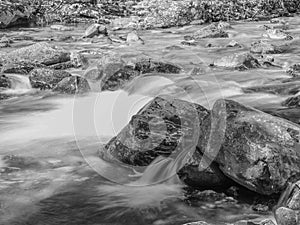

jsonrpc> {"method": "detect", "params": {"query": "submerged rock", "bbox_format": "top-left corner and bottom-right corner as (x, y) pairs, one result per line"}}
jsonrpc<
(50, 25), (74, 31)
(0, 74), (12, 89)
(282, 95), (300, 108)
(29, 68), (71, 90)
(287, 64), (300, 77)
(1, 43), (71, 66)
(190, 23), (229, 40)
(126, 31), (144, 44)
(250, 40), (288, 54)
(97, 52), (126, 79)
(100, 65), (140, 91)
(212, 53), (260, 70)
(210, 99), (300, 195)
(243, 81), (300, 95)
(226, 40), (242, 48)
(263, 29), (293, 40)
(53, 76), (90, 94)
(134, 57), (182, 74)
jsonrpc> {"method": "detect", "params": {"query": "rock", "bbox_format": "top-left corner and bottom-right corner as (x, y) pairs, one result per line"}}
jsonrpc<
(287, 64), (300, 77)
(210, 99), (300, 195)
(190, 19), (204, 25)
(250, 40), (288, 54)
(191, 23), (229, 39)
(0, 42), (10, 48)
(282, 95), (300, 108)
(270, 18), (287, 24)
(182, 221), (210, 225)
(275, 207), (298, 225)
(84, 24), (108, 38)
(0, 5), (32, 29)
(212, 53), (260, 70)
(263, 29), (293, 40)
(217, 21), (232, 30)
(226, 40), (242, 48)
(1, 61), (44, 74)
(1, 43), (71, 66)
(100, 65), (140, 91)
(134, 57), (182, 74)
(264, 108), (300, 125)
(0, 36), (13, 44)
(234, 219), (276, 225)
(96, 52), (126, 80)
(70, 52), (89, 69)
(243, 81), (300, 95)
(50, 25), (74, 31)
(53, 76), (90, 94)
(126, 31), (144, 44)
(0, 74), (11, 89)
(29, 68), (71, 90)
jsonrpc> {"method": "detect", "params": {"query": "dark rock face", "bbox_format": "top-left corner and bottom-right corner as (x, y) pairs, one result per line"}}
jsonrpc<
(101, 96), (230, 188)
(0, 74), (11, 89)
(1, 43), (71, 66)
(53, 76), (90, 94)
(134, 57), (182, 74)
(211, 99), (300, 195)
(212, 53), (260, 70)
(243, 81), (300, 95)
(250, 40), (288, 54)
(101, 66), (140, 91)
(29, 68), (71, 90)
(1, 62), (44, 74)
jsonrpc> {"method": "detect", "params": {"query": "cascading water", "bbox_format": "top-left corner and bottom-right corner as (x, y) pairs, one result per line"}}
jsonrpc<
(1, 74), (32, 95)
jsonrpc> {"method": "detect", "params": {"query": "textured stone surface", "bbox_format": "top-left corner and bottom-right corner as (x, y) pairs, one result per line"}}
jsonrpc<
(250, 40), (288, 54)
(134, 57), (182, 74)
(53, 76), (90, 94)
(210, 99), (300, 195)
(212, 53), (260, 70)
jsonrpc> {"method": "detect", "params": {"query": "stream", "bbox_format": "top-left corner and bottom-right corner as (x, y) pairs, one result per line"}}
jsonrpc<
(1, 16), (300, 225)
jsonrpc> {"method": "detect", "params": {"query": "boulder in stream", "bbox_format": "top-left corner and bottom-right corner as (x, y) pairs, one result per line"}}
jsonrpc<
(263, 29), (293, 40)
(189, 23), (229, 40)
(1, 43), (71, 67)
(250, 40), (288, 54)
(210, 99), (300, 195)
(126, 31), (144, 44)
(53, 76), (90, 94)
(134, 57), (182, 74)
(29, 68), (72, 90)
(83, 24), (108, 38)
(1, 61), (44, 74)
(287, 64), (300, 77)
(102, 96), (231, 189)
(282, 95), (300, 108)
(212, 53), (260, 70)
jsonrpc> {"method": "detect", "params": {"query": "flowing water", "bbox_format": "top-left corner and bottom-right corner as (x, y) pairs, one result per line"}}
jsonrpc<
(1, 17), (300, 225)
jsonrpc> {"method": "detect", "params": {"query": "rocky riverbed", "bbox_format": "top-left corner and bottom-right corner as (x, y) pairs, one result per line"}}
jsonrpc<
(0, 15), (300, 225)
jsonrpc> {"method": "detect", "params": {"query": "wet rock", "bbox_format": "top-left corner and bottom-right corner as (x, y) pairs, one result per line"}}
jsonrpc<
(0, 42), (10, 48)
(263, 29), (293, 40)
(226, 40), (242, 48)
(275, 207), (298, 225)
(100, 65), (140, 91)
(102, 96), (210, 166)
(0, 74), (11, 89)
(282, 95), (300, 108)
(243, 81), (300, 95)
(210, 99), (300, 195)
(250, 40), (288, 54)
(134, 57), (182, 74)
(126, 31), (144, 44)
(50, 25), (74, 31)
(190, 19), (204, 25)
(265, 108), (300, 125)
(183, 222), (210, 225)
(29, 68), (71, 90)
(165, 45), (184, 50)
(53, 76), (90, 94)
(212, 53), (260, 70)
(217, 21), (232, 30)
(0, 36), (13, 44)
(1, 43), (71, 66)
(287, 64), (300, 77)
(0, 5), (32, 29)
(1, 61), (44, 74)
(191, 23), (229, 40)
(83, 24), (108, 38)
(234, 219), (276, 225)
(70, 52), (89, 69)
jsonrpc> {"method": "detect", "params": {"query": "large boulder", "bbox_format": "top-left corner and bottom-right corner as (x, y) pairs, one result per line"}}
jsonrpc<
(1, 61), (44, 74)
(101, 96), (230, 188)
(212, 53), (260, 70)
(263, 29), (293, 40)
(250, 40), (288, 54)
(53, 76), (90, 94)
(209, 99), (300, 195)
(0, 4), (32, 29)
(134, 57), (182, 74)
(1, 43), (71, 66)
(83, 24), (108, 38)
(29, 68), (72, 90)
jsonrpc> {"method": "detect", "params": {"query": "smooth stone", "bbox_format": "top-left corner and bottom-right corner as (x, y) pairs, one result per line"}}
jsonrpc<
(84, 23), (108, 38)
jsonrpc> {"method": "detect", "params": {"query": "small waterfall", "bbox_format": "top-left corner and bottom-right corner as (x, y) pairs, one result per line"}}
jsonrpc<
(2, 74), (32, 95)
